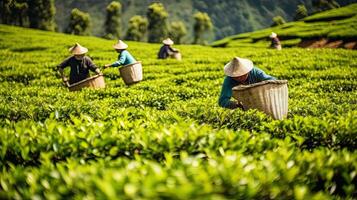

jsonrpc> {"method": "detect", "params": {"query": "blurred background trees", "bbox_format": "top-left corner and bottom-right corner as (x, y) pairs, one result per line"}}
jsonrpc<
(104, 1), (121, 39)
(193, 12), (213, 44)
(147, 2), (169, 43)
(169, 21), (187, 44)
(125, 15), (148, 42)
(65, 8), (91, 36)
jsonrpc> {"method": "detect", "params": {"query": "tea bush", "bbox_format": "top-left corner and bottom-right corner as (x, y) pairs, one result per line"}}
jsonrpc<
(0, 24), (356, 199)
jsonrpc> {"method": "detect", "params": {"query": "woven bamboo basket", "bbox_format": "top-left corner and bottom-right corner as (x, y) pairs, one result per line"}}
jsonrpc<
(68, 74), (105, 91)
(119, 61), (143, 85)
(232, 80), (288, 120)
(170, 52), (182, 60)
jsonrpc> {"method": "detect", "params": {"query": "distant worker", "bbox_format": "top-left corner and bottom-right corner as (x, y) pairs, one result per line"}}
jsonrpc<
(158, 38), (180, 59)
(269, 32), (282, 50)
(219, 57), (276, 109)
(104, 40), (137, 69)
(58, 43), (102, 86)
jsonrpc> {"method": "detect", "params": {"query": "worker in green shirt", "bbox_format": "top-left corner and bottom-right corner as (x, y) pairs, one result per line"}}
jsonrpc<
(219, 57), (276, 109)
(104, 40), (137, 68)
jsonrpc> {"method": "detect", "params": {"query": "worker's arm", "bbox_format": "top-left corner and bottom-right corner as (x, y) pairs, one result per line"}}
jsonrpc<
(86, 57), (102, 75)
(57, 57), (71, 82)
(218, 77), (242, 109)
(111, 51), (127, 67)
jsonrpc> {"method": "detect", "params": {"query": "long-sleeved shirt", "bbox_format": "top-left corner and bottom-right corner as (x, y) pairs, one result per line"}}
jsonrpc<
(218, 67), (276, 109)
(158, 45), (177, 59)
(58, 56), (98, 84)
(111, 50), (136, 67)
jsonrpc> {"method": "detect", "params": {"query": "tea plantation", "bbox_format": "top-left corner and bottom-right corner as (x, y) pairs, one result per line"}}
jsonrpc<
(0, 24), (356, 199)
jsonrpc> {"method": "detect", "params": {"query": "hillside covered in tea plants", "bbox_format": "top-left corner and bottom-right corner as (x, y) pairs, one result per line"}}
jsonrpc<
(0, 24), (356, 199)
(212, 3), (357, 49)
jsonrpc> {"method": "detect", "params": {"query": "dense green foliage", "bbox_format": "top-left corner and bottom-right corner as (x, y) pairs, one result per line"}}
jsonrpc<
(193, 12), (213, 45)
(65, 8), (91, 36)
(125, 15), (148, 42)
(0, 0), (55, 31)
(294, 4), (309, 21)
(169, 21), (187, 44)
(0, 25), (356, 199)
(52, 0), (356, 39)
(211, 3), (357, 48)
(104, 1), (122, 39)
(147, 3), (169, 43)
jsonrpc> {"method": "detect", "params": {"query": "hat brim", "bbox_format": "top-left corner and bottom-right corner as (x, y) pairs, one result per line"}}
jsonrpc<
(224, 59), (253, 77)
(113, 44), (128, 49)
(70, 47), (88, 55)
(163, 40), (174, 45)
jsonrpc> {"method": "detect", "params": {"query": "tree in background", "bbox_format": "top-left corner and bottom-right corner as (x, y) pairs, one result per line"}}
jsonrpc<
(1, 0), (28, 26)
(28, 0), (56, 31)
(66, 8), (91, 36)
(271, 16), (286, 27)
(193, 12), (213, 44)
(312, 0), (340, 12)
(169, 21), (187, 44)
(0, 0), (12, 24)
(147, 3), (169, 43)
(104, 1), (121, 39)
(294, 4), (308, 21)
(125, 15), (148, 42)
(11, 0), (28, 27)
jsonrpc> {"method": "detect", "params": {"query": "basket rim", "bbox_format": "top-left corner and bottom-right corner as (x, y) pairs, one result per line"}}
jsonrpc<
(232, 80), (288, 91)
(68, 74), (104, 88)
(121, 61), (142, 69)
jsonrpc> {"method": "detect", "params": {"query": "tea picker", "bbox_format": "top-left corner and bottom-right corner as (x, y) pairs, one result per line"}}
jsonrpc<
(219, 57), (288, 119)
(158, 38), (181, 60)
(57, 43), (104, 91)
(104, 40), (143, 85)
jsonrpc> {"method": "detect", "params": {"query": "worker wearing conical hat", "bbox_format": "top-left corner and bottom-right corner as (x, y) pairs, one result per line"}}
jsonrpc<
(57, 43), (102, 85)
(158, 38), (179, 59)
(269, 32), (282, 50)
(104, 40), (136, 68)
(219, 57), (276, 109)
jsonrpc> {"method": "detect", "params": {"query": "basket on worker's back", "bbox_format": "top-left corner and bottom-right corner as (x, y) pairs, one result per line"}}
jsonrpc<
(119, 61), (143, 85)
(232, 80), (288, 120)
(170, 52), (182, 60)
(68, 74), (105, 91)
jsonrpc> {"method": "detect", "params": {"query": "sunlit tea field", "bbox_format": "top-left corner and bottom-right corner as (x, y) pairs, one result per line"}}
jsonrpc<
(0, 24), (356, 199)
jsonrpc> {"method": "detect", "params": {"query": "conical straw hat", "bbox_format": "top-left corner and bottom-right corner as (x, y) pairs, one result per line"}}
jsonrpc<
(113, 40), (128, 49)
(270, 32), (277, 38)
(69, 43), (88, 55)
(162, 38), (174, 45)
(224, 57), (253, 77)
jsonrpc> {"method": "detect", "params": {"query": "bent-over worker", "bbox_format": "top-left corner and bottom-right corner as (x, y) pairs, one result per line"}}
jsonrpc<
(58, 43), (101, 85)
(270, 32), (282, 50)
(219, 57), (276, 109)
(158, 38), (179, 59)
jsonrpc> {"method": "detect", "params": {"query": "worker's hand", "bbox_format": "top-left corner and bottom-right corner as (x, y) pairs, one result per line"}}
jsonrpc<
(237, 102), (244, 110)
(62, 76), (68, 82)
(103, 64), (111, 68)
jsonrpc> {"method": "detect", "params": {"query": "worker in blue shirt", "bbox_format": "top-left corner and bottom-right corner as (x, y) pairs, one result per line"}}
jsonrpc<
(104, 40), (136, 68)
(219, 57), (276, 109)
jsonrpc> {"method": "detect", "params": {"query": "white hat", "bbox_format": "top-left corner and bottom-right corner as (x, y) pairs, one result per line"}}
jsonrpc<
(162, 38), (174, 45)
(270, 32), (277, 38)
(224, 57), (254, 77)
(69, 43), (88, 55)
(113, 40), (128, 49)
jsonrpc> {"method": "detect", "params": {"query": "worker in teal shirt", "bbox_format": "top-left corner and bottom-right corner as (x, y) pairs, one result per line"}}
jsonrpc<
(104, 40), (136, 68)
(219, 57), (276, 109)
